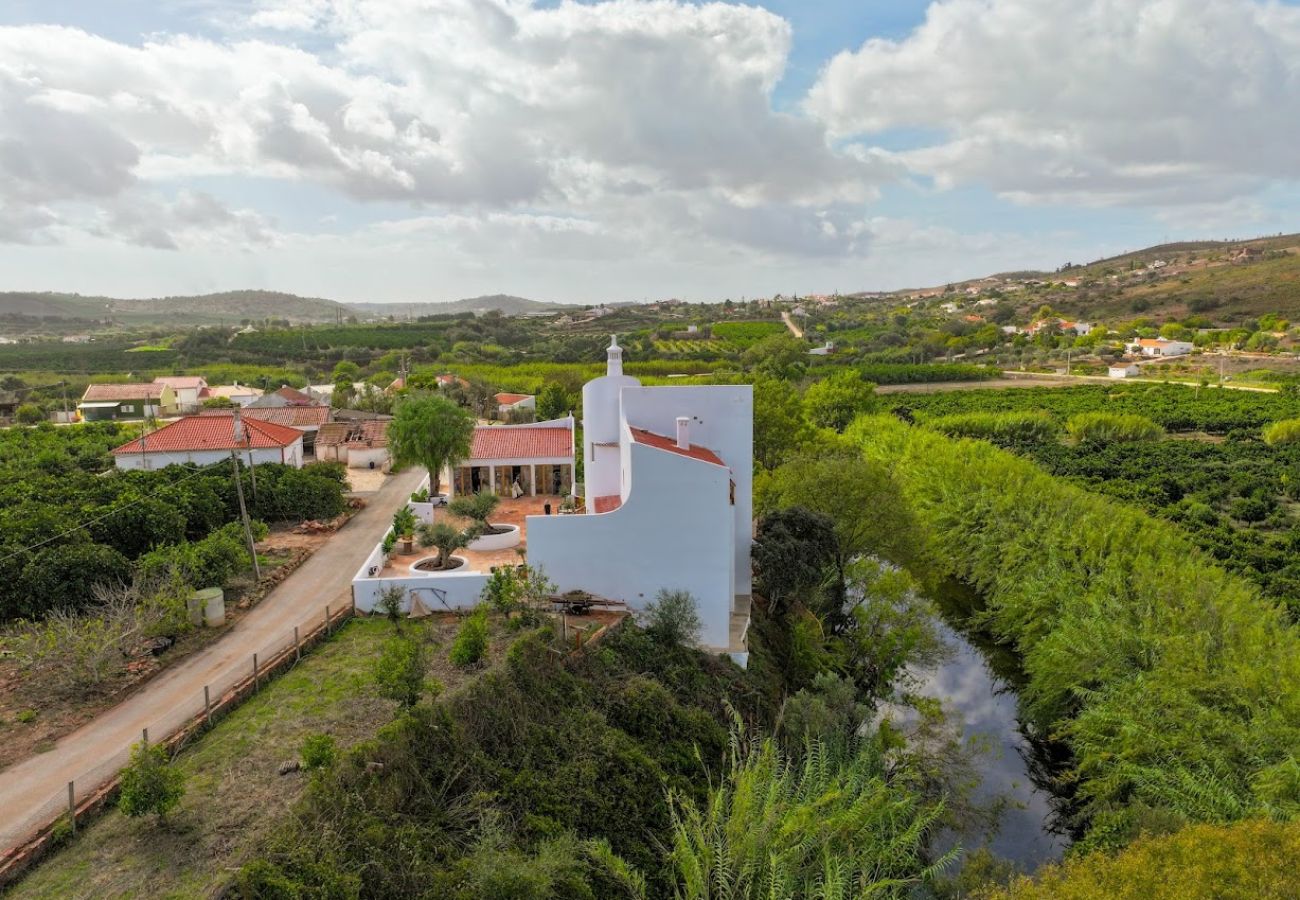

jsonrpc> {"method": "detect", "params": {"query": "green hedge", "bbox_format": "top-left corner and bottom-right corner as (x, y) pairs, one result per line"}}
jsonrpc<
(850, 415), (1300, 839)
(927, 410), (1059, 443)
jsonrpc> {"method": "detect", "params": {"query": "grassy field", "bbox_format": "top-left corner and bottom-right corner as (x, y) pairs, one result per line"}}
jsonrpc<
(9, 614), (513, 900)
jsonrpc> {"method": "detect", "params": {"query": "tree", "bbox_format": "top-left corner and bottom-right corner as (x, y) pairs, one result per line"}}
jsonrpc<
(201, 396), (235, 409)
(752, 377), (811, 471)
(417, 521), (476, 569)
(332, 361), (361, 382)
(15, 403), (44, 424)
(389, 393), (475, 495)
(449, 607), (489, 666)
(449, 491), (501, 533)
(118, 741), (186, 822)
(802, 371), (880, 431)
(742, 334), (807, 380)
(536, 382), (573, 420)
(752, 506), (839, 615)
(643, 589), (701, 646)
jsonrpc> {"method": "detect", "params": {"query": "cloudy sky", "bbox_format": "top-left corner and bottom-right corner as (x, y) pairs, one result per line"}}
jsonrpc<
(0, 0), (1297, 304)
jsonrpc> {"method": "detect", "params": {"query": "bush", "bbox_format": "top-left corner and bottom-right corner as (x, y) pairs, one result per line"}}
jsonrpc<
(643, 590), (701, 647)
(118, 741), (185, 822)
(1066, 411), (1164, 444)
(928, 410), (1060, 443)
(1262, 418), (1300, 446)
(449, 607), (490, 667)
(15, 403), (45, 425)
(373, 634), (432, 707)
(377, 585), (405, 626)
(300, 733), (337, 770)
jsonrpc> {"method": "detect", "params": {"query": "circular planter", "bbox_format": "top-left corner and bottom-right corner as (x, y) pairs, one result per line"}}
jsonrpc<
(410, 555), (467, 573)
(467, 523), (521, 551)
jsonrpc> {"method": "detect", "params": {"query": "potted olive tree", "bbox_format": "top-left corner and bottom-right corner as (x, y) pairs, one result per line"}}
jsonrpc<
(449, 492), (520, 550)
(413, 522), (478, 571)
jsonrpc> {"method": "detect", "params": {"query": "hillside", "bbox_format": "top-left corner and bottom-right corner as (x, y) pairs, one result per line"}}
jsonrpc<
(896, 232), (1300, 325)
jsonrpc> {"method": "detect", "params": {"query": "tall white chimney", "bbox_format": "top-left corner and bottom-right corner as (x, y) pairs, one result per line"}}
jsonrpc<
(606, 334), (623, 377)
(676, 416), (690, 450)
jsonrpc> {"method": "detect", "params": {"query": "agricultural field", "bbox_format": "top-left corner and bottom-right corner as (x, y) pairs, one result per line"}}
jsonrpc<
(711, 320), (788, 347)
(652, 338), (739, 355)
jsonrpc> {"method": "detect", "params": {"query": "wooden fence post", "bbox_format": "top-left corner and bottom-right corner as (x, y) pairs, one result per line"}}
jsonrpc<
(204, 685), (211, 726)
(325, 604), (331, 635)
(67, 781), (75, 835)
(294, 625), (301, 661)
(142, 727), (148, 747)
(253, 653), (260, 691)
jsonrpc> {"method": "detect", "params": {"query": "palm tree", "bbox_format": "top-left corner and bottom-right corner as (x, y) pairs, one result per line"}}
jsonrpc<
(389, 393), (475, 496)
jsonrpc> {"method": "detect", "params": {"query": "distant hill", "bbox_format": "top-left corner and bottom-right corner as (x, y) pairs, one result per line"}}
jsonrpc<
(889, 233), (1300, 325)
(349, 294), (576, 318)
(0, 289), (575, 329)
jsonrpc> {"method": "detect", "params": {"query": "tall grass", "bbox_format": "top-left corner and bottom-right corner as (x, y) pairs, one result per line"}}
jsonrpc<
(927, 411), (1059, 443)
(1262, 418), (1300, 446)
(1065, 411), (1164, 443)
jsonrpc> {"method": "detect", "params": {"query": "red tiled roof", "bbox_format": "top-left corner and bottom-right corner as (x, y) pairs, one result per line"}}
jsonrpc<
(629, 427), (726, 467)
(112, 415), (303, 454)
(315, 422), (352, 446)
(153, 376), (207, 389)
(275, 385), (318, 406)
(197, 406), (330, 427)
(82, 383), (167, 402)
(470, 425), (571, 461)
(593, 495), (622, 513)
(494, 392), (533, 406)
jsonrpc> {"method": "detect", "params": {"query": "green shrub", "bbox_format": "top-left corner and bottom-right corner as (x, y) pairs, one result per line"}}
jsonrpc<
(449, 608), (490, 667)
(928, 410), (1060, 443)
(643, 590), (701, 647)
(15, 403), (45, 425)
(1066, 411), (1164, 443)
(118, 741), (185, 821)
(300, 733), (337, 770)
(16, 708), (37, 724)
(1262, 418), (1300, 446)
(373, 635), (432, 707)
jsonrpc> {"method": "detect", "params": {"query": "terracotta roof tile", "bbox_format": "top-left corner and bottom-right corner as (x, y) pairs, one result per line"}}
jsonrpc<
(82, 383), (167, 402)
(629, 427), (726, 467)
(470, 425), (571, 461)
(315, 423), (352, 447)
(494, 392), (533, 406)
(112, 415), (303, 454)
(153, 376), (207, 389)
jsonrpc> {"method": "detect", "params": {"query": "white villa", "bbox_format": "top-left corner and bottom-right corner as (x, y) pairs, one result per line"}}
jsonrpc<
(1129, 337), (1194, 358)
(351, 337), (752, 660)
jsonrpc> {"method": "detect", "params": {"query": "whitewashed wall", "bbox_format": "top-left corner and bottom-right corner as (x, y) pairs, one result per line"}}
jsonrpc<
(114, 440), (301, 471)
(527, 441), (735, 647)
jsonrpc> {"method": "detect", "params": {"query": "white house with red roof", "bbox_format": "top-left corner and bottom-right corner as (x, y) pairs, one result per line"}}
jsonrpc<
(78, 383), (178, 421)
(526, 336), (752, 657)
(451, 417), (576, 497)
(153, 375), (208, 412)
(494, 391), (536, 417)
(110, 413), (304, 470)
(1128, 337), (1194, 357)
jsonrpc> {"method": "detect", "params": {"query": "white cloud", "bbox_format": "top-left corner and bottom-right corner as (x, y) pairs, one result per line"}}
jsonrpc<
(0, 2), (892, 258)
(807, 0), (1300, 206)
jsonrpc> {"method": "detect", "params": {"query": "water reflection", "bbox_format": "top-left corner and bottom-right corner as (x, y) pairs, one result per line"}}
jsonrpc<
(909, 581), (1073, 870)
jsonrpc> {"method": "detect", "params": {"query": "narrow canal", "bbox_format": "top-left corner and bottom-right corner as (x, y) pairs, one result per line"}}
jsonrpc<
(903, 581), (1072, 871)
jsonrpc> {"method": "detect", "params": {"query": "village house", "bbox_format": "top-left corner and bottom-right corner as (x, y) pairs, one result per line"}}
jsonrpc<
(1108, 360), (1141, 379)
(494, 392), (536, 417)
(202, 383), (263, 407)
(153, 376), (208, 413)
(451, 417), (576, 497)
(807, 340), (836, 356)
(78, 383), (178, 421)
(110, 413), (304, 470)
(247, 385), (322, 409)
(315, 420), (391, 469)
(1129, 337), (1194, 358)
(200, 405), (331, 454)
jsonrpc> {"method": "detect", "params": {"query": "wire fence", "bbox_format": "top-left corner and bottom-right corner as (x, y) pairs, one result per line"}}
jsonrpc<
(0, 600), (353, 876)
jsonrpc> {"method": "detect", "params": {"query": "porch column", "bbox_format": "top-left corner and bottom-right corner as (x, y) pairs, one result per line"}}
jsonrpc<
(489, 465), (496, 494)
(529, 464), (537, 496)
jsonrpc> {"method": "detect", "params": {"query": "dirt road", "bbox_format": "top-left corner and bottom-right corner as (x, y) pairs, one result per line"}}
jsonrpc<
(0, 466), (425, 853)
(781, 310), (803, 338)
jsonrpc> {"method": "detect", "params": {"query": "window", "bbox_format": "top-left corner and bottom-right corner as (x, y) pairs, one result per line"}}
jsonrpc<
(121, 404), (135, 413)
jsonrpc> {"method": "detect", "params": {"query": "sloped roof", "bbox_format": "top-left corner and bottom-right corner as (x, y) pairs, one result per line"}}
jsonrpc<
(153, 376), (207, 389)
(494, 392), (534, 406)
(206, 384), (263, 399)
(197, 406), (330, 427)
(629, 427), (726, 467)
(470, 424), (572, 461)
(346, 420), (389, 447)
(274, 385), (318, 405)
(315, 422), (352, 447)
(82, 383), (167, 402)
(111, 415), (302, 454)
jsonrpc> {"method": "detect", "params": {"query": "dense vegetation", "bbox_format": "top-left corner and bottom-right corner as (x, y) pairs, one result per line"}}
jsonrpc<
(851, 415), (1300, 848)
(0, 423), (347, 620)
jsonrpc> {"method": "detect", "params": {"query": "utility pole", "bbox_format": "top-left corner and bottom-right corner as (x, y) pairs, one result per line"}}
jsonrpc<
(234, 408), (257, 499)
(230, 449), (260, 580)
(60, 381), (69, 421)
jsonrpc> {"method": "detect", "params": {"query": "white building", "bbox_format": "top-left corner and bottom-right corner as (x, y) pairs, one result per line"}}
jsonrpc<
(203, 383), (263, 407)
(808, 340), (836, 356)
(153, 376), (208, 413)
(527, 337), (752, 656)
(1129, 338), (1194, 357)
(1108, 361), (1141, 379)
(111, 413), (304, 470)
(494, 392), (537, 417)
(451, 418), (576, 497)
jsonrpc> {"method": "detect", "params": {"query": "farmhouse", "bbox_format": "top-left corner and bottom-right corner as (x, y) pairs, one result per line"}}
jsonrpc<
(1108, 360), (1141, 379)
(807, 340), (836, 356)
(78, 383), (178, 421)
(200, 404), (330, 452)
(315, 420), (391, 469)
(1129, 337), (1194, 358)
(452, 418), (576, 497)
(247, 385), (322, 409)
(153, 376), (208, 413)
(202, 383), (263, 407)
(111, 413), (304, 470)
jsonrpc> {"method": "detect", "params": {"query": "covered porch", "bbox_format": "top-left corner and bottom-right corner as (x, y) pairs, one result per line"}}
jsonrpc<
(451, 460), (575, 498)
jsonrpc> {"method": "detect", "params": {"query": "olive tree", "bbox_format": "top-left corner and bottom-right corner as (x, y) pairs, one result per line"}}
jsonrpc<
(389, 393), (475, 496)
